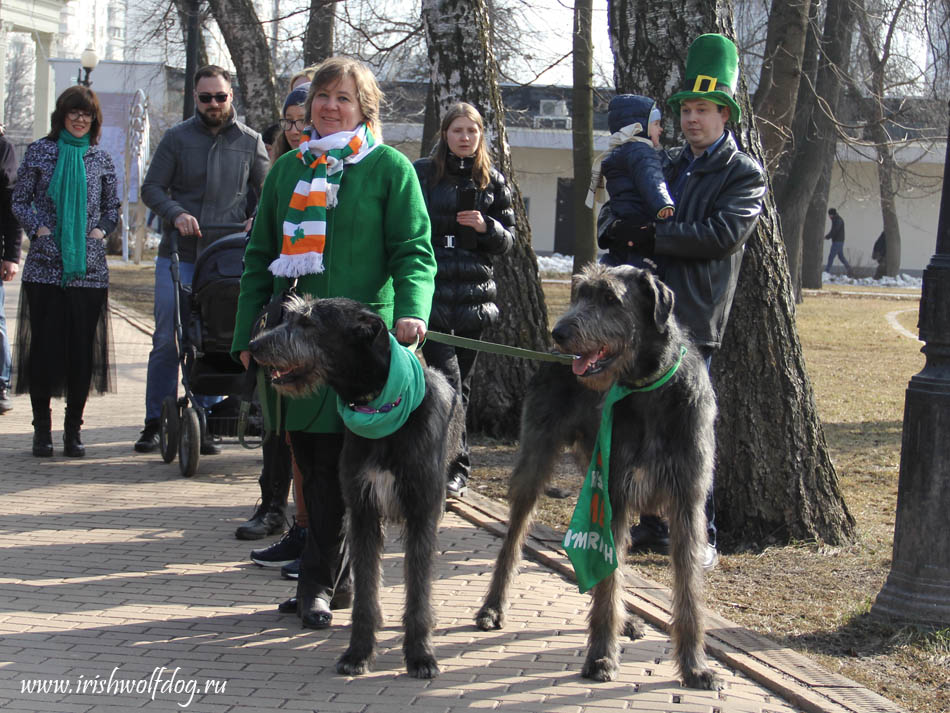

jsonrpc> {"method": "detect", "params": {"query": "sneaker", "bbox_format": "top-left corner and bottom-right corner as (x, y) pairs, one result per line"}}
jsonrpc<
(134, 420), (160, 453)
(280, 558), (300, 580)
(628, 523), (671, 555)
(235, 503), (287, 540)
(446, 474), (468, 498)
(702, 544), (719, 571)
(250, 522), (306, 568)
(0, 384), (13, 414)
(200, 435), (222, 456)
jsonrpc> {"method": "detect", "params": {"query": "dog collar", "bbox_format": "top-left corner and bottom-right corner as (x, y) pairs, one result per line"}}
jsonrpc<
(629, 346), (687, 391)
(348, 395), (403, 414)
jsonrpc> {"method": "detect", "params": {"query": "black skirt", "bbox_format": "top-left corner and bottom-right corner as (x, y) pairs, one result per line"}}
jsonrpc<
(13, 281), (116, 397)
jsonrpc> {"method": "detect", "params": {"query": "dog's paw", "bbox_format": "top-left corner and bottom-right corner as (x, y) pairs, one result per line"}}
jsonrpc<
(474, 605), (504, 631)
(406, 654), (440, 679)
(681, 667), (724, 691)
(622, 616), (645, 640)
(581, 656), (618, 682)
(336, 651), (370, 676)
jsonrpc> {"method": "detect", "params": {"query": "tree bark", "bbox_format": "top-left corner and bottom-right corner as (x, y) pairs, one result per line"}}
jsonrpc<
(751, 0), (811, 173)
(303, 0), (336, 67)
(421, 0), (550, 438)
(173, 0), (209, 70)
(572, 0), (597, 271)
(205, 0), (280, 132)
(608, 0), (855, 547)
(774, 0), (855, 292)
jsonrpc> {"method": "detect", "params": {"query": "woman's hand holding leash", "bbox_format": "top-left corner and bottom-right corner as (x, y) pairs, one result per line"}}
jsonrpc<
(395, 317), (426, 345)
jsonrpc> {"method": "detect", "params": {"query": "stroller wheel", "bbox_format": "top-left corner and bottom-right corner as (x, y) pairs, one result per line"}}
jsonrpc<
(160, 396), (180, 464)
(179, 406), (201, 478)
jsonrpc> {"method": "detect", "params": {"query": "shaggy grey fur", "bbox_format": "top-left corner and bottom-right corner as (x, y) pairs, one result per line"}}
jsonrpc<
(249, 296), (462, 679)
(474, 263), (721, 690)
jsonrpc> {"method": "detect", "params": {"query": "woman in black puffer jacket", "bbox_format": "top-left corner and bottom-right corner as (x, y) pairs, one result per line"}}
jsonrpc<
(413, 102), (515, 497)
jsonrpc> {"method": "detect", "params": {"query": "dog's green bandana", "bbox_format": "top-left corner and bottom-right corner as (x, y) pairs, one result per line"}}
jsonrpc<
(337, 332), (425, 439)
(564, 345), (687, 592)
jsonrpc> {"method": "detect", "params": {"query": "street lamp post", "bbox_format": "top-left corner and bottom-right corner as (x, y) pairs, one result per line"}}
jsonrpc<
(871, 101), (950, 627)
(77, 46), (99, 87)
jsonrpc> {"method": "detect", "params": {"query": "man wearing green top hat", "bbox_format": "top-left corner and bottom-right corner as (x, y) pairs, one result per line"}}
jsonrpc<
(598, 33), (767, 568)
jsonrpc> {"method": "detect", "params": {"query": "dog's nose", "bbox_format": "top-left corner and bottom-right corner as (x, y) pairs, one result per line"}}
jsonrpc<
(551, 324), (568, 345)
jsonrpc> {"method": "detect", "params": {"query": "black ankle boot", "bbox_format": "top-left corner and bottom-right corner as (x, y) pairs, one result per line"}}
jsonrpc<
(63, 429), (85, 457)
(32, 407), (53, 457)
(64, 407), (86, 457)
(33, 429), (53, 457)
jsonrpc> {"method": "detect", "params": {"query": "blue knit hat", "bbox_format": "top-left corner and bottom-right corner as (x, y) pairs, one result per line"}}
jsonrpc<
(283, 84), (309, 114)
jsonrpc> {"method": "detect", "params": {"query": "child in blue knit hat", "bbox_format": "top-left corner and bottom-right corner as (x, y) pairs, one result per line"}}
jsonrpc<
(587, 94), (674, 269)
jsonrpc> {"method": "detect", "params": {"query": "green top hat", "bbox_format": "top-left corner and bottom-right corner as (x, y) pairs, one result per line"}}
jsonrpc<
(668, 33), (742, 123)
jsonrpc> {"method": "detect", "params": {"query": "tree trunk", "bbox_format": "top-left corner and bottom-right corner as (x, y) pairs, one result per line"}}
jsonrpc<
(173, 0), (209, 70)
(303, 0), (336, 67)
(751, 0), (811, 173)
(421, 0), (550, 438)
(205, 0), (280, 132)
(774, 0), (855, 292)
(608, 0), (855, 547)
(572, 0), (596, 271)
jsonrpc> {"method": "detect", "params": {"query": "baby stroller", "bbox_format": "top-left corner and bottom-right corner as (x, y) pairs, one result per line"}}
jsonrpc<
(159, 225), (261, 477)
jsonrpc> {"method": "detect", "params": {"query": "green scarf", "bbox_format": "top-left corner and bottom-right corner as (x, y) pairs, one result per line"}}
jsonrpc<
(337, 332), (425, 439)
(47, 132), (91, 286)
(564, 346), (688, 592)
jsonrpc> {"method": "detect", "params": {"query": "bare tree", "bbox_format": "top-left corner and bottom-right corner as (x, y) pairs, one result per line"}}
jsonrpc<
(572, 0), (597, 270)
(303, 0), (338, 66)
(421, 0), (551, 438)
(607, 0), (855, 547)
(204, 0), (280, 130)
(3, 35), (34, 137)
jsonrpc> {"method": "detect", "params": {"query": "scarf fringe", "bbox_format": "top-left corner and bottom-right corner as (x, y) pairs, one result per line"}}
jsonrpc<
(268, 252), (325, 278)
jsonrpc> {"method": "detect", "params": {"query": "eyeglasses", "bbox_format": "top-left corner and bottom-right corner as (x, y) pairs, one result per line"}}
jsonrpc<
(197, 92), (230, 104)
(67, 110), (93, 122)
(279, 118), (308, 132)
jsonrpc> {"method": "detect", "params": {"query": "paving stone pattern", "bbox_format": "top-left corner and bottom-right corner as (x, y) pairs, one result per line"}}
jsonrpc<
(0, 275), (889, 713)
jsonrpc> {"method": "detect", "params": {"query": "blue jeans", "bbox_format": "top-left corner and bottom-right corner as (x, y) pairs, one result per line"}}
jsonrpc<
(143, 256), (218, 423)
(825, 241), (851, 273)
(0, 279), (10, 387)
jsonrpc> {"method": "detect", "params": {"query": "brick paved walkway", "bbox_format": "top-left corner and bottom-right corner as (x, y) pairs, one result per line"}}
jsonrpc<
(0, 274), (903, 713)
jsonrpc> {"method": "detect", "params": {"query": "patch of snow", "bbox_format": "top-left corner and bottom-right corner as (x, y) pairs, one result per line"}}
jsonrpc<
(537, 253), (923, 291)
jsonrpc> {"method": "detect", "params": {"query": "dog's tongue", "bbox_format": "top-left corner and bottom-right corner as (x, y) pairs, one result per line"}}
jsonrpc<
(572, 347), (605, 376)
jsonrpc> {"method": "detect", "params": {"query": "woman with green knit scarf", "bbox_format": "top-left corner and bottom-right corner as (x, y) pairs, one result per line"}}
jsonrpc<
(12, 86), (120, 458)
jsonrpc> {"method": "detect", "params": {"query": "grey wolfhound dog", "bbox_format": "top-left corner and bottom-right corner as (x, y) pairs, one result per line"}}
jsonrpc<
(475, 263), (721, 690)
(249, 296), (462, 679)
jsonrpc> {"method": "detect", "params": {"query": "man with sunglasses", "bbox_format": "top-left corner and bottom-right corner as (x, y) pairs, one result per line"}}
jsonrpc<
(135, 65), (268, 454)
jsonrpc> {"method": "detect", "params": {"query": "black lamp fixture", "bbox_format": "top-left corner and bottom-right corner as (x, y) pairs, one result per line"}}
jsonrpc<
(78, 46), (99, 87)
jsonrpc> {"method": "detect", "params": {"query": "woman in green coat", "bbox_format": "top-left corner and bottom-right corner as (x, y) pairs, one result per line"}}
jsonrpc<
(232, 57), (436, 629)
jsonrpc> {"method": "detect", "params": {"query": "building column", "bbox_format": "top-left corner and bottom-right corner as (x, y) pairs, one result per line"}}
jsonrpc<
(0, 23), (11, 124)
(33, 32), (55, 139)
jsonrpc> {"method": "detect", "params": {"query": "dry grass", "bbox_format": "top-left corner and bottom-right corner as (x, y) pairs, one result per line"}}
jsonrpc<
(107, 266), (947, 713)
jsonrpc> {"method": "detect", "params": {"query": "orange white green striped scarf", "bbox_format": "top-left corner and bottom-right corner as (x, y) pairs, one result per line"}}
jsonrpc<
(268, 123), (379, 278)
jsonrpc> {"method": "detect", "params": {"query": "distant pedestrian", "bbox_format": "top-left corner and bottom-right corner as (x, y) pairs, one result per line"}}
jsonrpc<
(872, 230), (886, 279)
(824, 208), (851, 275)
(0, 126), (24, 414)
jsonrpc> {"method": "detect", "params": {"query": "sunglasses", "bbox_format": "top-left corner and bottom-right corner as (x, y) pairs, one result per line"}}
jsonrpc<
(197, 92), (230, 104)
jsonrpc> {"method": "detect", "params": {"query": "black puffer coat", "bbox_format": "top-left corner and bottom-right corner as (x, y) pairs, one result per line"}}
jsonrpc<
(413, 155), (515, 333)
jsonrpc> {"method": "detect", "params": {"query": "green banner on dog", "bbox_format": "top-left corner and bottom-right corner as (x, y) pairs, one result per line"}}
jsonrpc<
(563, 382), (633, 592)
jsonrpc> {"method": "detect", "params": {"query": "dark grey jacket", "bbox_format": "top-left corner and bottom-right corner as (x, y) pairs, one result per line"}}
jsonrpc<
(142, 111), (268, 263)
(0, 134), (23, 263)
(599, 130), (766, 348)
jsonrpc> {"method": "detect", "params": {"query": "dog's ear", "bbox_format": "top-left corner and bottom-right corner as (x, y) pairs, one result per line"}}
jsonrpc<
(645, 272), (675, 333)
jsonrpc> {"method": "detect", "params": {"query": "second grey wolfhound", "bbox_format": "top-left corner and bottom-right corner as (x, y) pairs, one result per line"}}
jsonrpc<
(475, 263), (721, 690)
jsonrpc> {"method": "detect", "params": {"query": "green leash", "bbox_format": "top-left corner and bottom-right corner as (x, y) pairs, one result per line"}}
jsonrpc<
(424, 331), (575, 364)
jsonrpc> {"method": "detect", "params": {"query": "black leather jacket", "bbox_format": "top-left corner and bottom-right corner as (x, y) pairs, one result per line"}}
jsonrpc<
(414, 155), (515, 333)
(599, 130), (766, 347)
